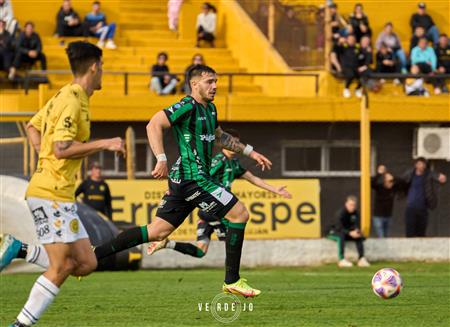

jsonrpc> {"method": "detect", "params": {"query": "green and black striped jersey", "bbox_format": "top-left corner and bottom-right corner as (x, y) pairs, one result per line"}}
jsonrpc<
(164, 96), (218, 182)
(210, 153), (247, 191)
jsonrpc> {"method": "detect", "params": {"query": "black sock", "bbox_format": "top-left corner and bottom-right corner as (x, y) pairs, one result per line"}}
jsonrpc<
(94, 226), (148, 260)
(174, 242), (205, 258)
(224, 221), (246, 284)
(17, 243), (28, 259)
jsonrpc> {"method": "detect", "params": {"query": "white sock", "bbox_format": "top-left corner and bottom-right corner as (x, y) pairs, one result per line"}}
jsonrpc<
(166, 240), (176, 249)
(17, 275), (60, 326)
(25, 245), (49, 269)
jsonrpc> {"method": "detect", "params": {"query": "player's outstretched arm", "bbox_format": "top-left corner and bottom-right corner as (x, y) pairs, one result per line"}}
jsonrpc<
(215, 126), (272, 171)
(53, 138), (125, 160)
(26, 123), (41, 152)
(242, 171), (292, 199)
(146, 111), (171, 179)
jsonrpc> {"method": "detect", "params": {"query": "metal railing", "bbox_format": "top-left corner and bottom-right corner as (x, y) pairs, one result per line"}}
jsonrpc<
(24, 70), (321, 96)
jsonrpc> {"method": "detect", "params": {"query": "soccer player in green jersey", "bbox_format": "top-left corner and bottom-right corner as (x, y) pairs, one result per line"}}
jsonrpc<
(92, 65), (272, 297)
(147, 128), (292, 259)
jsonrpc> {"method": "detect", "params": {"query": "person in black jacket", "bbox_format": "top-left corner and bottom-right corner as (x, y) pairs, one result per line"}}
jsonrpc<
(371, 165), (403, 238)
(0, 19), (14, 75)
(410, 2), (439, 45)
(75, 162), (113, 219)
(348, 3), (371, 42)
(149, 52), (177, 95)
(433, 33), (450, 94)
(399, 157), (446, 237)
(10, 21), (46, 79)
(376, 42), (398, 74)
(326, 195), (370, 268)
(55, 0), (84, 37)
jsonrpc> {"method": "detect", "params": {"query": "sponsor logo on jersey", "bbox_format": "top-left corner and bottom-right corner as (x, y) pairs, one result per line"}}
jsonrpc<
(185, 191), (201, 201)
(200, 134), (215, 142)
(69, 219), (79, 233)
(211, 187), (233, 206)
(198, 116), (207, 121)
(158, 199), (167, 208)
(199, 201), (218, 213)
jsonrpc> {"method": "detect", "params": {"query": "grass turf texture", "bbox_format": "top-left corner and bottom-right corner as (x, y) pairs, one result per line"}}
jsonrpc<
(1, 262), (449, 327)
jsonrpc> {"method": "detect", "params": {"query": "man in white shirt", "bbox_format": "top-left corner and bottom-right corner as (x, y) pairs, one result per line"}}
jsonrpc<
(196, 2), (216, 47)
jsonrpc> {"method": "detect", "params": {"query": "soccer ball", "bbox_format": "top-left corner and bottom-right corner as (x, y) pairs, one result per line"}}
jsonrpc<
(371, 268), (403, 299)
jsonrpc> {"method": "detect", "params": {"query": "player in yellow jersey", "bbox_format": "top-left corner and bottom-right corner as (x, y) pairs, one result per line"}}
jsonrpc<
(2, 41), (125, 327)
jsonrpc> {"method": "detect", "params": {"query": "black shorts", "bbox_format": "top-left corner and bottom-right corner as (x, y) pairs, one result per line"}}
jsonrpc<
(156, 178), (238, 229)
(197, 219), (227, 243)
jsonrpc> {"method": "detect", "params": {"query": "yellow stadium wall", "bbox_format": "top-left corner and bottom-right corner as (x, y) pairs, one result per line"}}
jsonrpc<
(11, 0), (119, 37)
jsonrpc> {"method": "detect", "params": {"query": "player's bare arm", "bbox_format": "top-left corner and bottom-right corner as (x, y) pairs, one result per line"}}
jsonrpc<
(53, 137), (125, 160)
(215, 126), (272, 171)
(147, 111), (171, 179)
(242, 171), (292, 199)
(26, 122), (41, 152)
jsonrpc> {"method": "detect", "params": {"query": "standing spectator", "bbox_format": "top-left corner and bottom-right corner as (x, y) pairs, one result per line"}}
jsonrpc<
(196, 2), (216, 48)
(411, 37), (437, 73)
(371, 165), (402, 238)
(330, 34), (362, 98)
(9, 22), (47, 80)
(410, 26), (426, 51)
(376, 43), (398, 74)
(181, 53), (204, 94)
(75, 162), (113, 220)
(433, 33), (450, 94)
(0, 19), (14, 76)
(85, 1), (117, 49)
(405, 65), (429, 96)
(150, 52), (177, 95)
(410, 2), (439, 45)
(55, 0), (84, 37)
(375, 22), (407, 73)
(167, 0), (183, 32)
(400, 157), (447, 237)
(328, 3), (348, 44)
(326, 196), (370, 268)
(348, 3), (371, 42)
(0, 0), (18, 35)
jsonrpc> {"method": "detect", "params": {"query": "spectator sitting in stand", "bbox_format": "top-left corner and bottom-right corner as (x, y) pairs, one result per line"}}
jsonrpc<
(0, 19), (14, 76)
(326, 195), (370, 268)
(405, 64), (429, 96)
(410, 2), (439, 45)
(329, 3), (349, 44)
(410, 26), (427, 52)
(348, 3), (371, 42)
(181, 53), (204, 94)
(376, 43), (399, 84)
(85, 1), (117, 49)
(55, 0), (84, 37)
(375, 22), (407, 74)
(9, 21), (47, 80)
(150, 52), (177, 95)
(196, 2), (216, 47)
(357, 35), (373, 87)
(433, 33), (450, 94)
(0, 0), (18, 36)
(411, 36), (437, 74)
(330, 34), (363, 98)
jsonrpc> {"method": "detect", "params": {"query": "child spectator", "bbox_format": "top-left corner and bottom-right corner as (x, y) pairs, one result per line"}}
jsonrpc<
(376, 43), (397, 74)
(85, 1), (117, 49)
(0, 19), (14, 76)
(410, 26), (426, 51)
(196, 2), (216, 47)
(55, 0), (84, 37)
(348, 3), (371, 42)
(411, 36), (437, 73)
(410, 2), (439, 45)
(328, 3), (348, 44)
(181, 53), (204, 94)
(433, 34), (450, 94)
(375, 22), (407, 73)
(10, 21), (47, 80)
(167, 0), (183, 32)
(0, 0), (18, 35)
(405, 65), (429, 96)
(150, 52), (177, 95)
(326, 195), (370, 268)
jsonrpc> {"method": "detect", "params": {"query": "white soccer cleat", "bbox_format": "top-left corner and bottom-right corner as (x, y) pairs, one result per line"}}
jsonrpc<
(105, 40), (117, 49)
(147, 239), (169, 255)
(355, 88), (363, 98)
(357, 257), (371, 267)
(338, 258), (353, 268)
(343, 88), (351, 98)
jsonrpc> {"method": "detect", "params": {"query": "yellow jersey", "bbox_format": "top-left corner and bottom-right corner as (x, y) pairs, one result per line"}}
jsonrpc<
(26, 84), (91, 202)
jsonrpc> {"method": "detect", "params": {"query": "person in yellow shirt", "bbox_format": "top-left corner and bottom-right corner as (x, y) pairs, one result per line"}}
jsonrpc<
(1, 41), (125, 327)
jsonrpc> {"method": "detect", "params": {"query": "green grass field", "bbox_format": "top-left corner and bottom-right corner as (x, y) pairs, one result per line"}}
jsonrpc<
(1, 262), (449, 327)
